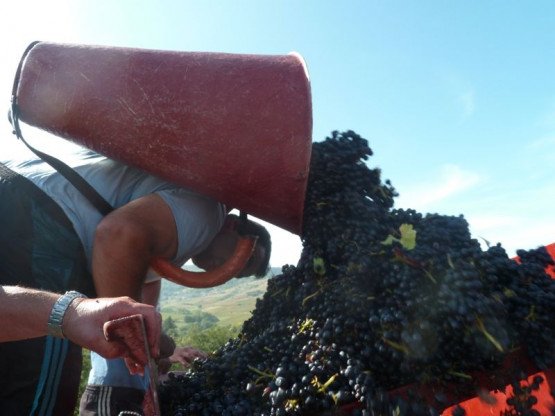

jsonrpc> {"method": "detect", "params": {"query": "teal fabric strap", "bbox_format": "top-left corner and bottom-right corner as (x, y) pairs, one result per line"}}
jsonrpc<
(47, 291), (87, 338)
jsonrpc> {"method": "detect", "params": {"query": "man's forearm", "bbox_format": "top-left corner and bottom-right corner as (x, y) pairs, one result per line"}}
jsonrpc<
(0, 285), (162, 362)
(92, 242), (150, 301)
(92, 214), (153, 301)
(91, 194), (177, 302)
(0, 286), (59, 342)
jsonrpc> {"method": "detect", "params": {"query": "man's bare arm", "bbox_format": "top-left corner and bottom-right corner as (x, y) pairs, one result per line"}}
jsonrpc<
(92, 194), (178, 301)
(0, 285), (161, 361)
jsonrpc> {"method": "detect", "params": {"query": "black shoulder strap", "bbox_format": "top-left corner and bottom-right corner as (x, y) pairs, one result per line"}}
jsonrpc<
(13, 126), (114, 217)
(9, 41), (114, 217)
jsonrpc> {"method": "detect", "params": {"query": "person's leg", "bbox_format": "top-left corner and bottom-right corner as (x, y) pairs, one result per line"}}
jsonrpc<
(0, 337), (81, 416)
(0, 338), (45, 415)
(51, 341), (83, 416)
(80, 385), (146, 416)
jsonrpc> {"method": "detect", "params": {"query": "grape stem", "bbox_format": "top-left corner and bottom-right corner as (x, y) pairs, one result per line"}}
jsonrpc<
(475, 315), (505, 353)
(448, 370), (472, 380)
(247, 365), (275, 384)
(382, 337), (410, 355)
(311, 374), (339, 394)
(302, 289), (322, 307)
(525, 305), (537, 321)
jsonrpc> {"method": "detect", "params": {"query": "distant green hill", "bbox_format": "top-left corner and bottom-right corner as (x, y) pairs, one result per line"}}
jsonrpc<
(159, 267), (281, 329)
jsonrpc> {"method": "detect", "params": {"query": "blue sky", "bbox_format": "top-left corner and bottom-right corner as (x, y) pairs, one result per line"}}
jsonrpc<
(1, 1), (554, 266)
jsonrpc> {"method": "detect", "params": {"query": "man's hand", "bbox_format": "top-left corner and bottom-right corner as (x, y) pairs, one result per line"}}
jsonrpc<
(158, 346), (208, 375)
(160, 332), (177, 360)
(62, 296), (162, 367)
(169, 346), (208, 367)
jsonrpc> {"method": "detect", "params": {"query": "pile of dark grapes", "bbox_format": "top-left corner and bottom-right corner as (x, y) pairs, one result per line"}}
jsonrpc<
(159, 130), (555, 416)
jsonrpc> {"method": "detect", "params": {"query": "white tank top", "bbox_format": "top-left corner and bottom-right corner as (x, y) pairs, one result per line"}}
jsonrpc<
(2, 149), (226, 271)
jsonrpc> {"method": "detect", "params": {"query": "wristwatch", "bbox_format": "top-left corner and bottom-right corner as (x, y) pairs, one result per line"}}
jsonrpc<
(47, 290), (88, 338)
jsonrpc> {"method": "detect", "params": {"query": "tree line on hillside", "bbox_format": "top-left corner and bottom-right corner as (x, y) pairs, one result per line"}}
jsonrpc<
(163, 310), (240, 357)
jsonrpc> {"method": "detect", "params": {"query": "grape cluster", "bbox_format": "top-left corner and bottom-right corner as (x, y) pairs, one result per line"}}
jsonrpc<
(159, 130), (555, 416)
(500, 375), (545, 416)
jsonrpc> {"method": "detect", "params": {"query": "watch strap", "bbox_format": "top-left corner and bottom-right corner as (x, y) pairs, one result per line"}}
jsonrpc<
(47, 290), (87, 338)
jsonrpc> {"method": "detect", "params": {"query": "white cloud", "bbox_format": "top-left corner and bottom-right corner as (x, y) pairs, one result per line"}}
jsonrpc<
(396, 164), (481, 209)
(523, 135), (555, 167)
(469, 214), (555, 257)
(528, 135), (555, 150)
(460, 89), (475, 118)
(468, 214), (518, 232)
(438, 71), (475, 120)
(540, 99), (555, 127)
(527, 136), (555, 161)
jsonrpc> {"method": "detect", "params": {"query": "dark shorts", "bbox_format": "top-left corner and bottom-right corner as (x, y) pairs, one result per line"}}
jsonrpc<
(0, 336), (83, 416)
(79, 385), (145, 416)
(0, 162), (95, 415)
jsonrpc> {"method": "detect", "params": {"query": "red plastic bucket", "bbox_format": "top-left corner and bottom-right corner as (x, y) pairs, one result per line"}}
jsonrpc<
(12, 41), (312, 234)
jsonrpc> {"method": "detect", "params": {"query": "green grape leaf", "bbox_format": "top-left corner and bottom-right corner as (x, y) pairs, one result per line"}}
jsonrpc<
(313, 257), (326, 275)
(381, 234), (396, 246)
(381, 223), (417, 250)
(399, 223), (416, 250)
